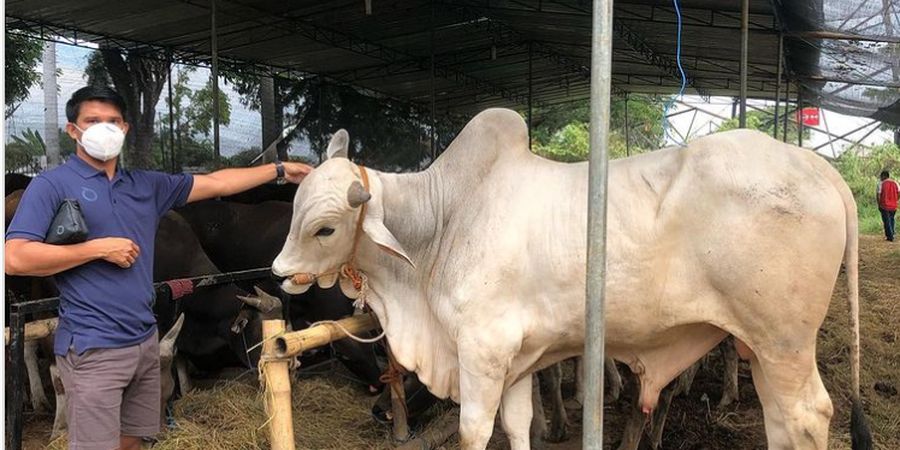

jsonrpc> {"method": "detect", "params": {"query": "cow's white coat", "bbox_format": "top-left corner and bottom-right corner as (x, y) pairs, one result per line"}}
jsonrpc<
(274, 109), (862, 450)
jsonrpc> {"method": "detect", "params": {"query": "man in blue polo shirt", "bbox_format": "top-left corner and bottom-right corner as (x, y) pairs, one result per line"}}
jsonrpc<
(5, 86), (312, 450)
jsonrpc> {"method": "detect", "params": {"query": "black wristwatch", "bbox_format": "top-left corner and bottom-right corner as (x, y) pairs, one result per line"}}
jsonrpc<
(275, 161), (286, 185)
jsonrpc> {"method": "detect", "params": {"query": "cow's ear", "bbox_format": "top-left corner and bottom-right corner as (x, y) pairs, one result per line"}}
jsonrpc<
(363, 216), (414, 267)
(326, 129), (350, 159)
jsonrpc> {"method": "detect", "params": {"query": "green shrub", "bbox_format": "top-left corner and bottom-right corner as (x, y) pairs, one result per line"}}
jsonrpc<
(834, 142), (900, 234)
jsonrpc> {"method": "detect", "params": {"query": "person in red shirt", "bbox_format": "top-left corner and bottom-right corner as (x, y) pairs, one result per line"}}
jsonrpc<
(877, 170), (899, 241)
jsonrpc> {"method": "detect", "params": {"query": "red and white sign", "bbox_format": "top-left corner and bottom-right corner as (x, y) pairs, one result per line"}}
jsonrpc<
(796, 107), (820, 126)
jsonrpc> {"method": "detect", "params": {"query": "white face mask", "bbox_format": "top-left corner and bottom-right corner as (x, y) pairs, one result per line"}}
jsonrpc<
(74, 123), (125, 162)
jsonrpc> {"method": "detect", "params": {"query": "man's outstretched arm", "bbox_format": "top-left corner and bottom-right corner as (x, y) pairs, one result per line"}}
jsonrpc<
(187, 162), (313, 203)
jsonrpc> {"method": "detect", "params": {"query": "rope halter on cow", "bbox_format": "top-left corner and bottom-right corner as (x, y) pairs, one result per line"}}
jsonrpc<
(289, 164), (372, 310)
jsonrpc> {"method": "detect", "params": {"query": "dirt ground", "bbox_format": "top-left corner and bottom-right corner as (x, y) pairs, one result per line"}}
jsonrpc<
(18, 235), (899, 449)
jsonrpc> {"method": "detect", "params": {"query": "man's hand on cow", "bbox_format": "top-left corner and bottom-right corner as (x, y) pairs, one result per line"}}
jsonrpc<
(90, 237), (140, 268)
(283, 162), (314, 184)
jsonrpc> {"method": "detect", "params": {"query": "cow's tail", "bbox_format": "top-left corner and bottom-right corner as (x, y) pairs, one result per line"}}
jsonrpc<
(840, 179), (872, 450)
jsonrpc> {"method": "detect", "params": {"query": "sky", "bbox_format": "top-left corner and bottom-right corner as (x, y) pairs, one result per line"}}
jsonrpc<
(5, 42), (894, 163)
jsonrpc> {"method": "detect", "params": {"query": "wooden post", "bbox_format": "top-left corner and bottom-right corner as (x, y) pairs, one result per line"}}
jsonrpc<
(274, 313), (379, 358)
(262, 319), (295, 450)
(4, 317), (59, 344)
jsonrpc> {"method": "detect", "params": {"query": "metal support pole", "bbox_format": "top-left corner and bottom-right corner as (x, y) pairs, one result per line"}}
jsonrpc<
(773, 33), (783, 139)
(797, 83), (804, 147)
(782, 79), (791, 142)
(739, 0), (749, 128)
(211, 0), (221, 163)
(585, 0), (613, 447)
(528, 42), (533, 150)
(821, 109), (837, 157)
(624, 93), (630, 156)
(8, 311), (26, 450)
(167, 50), (176, 173)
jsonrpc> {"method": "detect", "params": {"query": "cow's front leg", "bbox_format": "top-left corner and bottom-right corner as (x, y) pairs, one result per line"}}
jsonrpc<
(500, 376), (533, 450)
(458, 369), (504, 450)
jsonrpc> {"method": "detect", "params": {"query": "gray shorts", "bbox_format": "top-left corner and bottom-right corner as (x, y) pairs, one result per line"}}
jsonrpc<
(56, 331), (161, 450)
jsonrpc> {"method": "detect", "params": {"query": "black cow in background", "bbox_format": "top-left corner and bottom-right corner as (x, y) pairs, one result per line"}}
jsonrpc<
(5, 173), (33, 194)
(222, 182), (297, 204)
(176, 199), (386, 393)
(154, 211), (263, 370)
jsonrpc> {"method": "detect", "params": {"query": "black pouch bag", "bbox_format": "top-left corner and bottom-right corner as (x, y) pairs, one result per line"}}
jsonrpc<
(45, 199), (89, 245)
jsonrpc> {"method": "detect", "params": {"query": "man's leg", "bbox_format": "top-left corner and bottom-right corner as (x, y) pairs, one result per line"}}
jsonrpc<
(882, 208), (892, 240)
(120, 331), (162, 448)
(56, 346), (135, 450)
(889, 210), (896, 241)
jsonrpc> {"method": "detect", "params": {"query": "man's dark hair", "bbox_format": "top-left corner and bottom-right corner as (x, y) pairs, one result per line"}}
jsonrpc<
(881, 170), (890, 180)
(65, 86), (127, 123)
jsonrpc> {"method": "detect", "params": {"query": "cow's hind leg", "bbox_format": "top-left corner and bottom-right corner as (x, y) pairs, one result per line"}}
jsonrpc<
(616, 378), (646, 450)
(500, 376), (533, 450)
(530, 374), (548, 447)
(539, 363), (568, 442)
(718, 337), (740, 408)
(575, 357), (621, 405)
(750, 351), (832, 450)
(606, 357), (623, 402)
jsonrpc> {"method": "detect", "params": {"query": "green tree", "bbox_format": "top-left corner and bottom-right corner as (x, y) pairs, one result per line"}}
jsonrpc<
(5, 33), (43, 119)
(530, 95), (666, 162)
(5, 129), (46, 173)
(85, 48), (168, 169)
(186, 77), (231, 138)
(835, 142), (900, 233)
(159, 67), (239, 171)
(715, 107), (809, 144)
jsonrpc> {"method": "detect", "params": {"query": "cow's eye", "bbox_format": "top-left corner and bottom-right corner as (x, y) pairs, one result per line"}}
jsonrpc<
(315, 227), (335, 237)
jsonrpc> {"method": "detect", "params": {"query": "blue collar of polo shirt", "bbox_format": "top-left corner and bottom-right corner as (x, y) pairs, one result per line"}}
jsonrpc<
(67, 155), (125, 183)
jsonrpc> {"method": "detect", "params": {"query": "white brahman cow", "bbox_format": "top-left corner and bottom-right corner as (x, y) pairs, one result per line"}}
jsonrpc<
(273, 109), (870, 450)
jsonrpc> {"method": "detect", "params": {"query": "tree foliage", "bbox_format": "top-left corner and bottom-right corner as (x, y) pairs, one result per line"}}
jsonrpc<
(835, 142), (900, 233)
(85, 48), (168, 169)
(715, 107), (809, 144)
(4, 128), (76, 172)
(224, 72), (466, 171)
(187, 76), (232, 137)
(530, 95), (666, 162)
(5, 33), (44, 119)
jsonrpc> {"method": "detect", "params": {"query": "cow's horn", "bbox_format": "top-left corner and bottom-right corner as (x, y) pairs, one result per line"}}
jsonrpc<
(160, 314), (185, 356)
(237, 294), (262, 309)
(252, 286), (282, 312)
(347, 181), (371, 208)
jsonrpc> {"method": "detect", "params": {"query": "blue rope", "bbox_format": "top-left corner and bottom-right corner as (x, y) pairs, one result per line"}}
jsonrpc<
(165, 400), (178, 429)
(663, 0), (688, 146)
